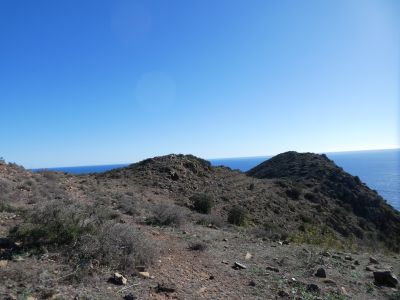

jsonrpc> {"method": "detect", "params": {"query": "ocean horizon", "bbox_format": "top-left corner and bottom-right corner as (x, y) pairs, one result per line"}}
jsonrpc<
(32, 149), (400, 211)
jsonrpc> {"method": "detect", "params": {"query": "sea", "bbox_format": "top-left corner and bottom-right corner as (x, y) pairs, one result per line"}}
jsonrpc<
(33, 149), (400, 211)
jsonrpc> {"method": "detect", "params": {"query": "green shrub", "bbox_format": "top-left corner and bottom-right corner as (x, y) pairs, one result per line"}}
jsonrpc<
(228, 206), (247, 226)
(10, 200), (96, 247)
(286, 187), (301, 200)
(190, 193), (213, 214)
(299, 213), (312, 223)
(291, 226), (342, 249)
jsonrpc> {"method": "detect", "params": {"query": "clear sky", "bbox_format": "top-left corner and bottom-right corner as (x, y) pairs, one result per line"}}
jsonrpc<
(1, 0), (399, 168)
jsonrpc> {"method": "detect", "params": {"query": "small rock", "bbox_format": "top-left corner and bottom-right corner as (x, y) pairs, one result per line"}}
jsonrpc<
(266, 266), (279, 273)
(315, 268), (326, 278)
(306, 283), (320, 293)
(156, 282), (176, 293)
(221, 260), (229, 264)
(209, 275), (215, 280)
(123, 294), (137, 300)
(249, 280), (256, 287)
(354, 260), (360, 265)
(366, 265), (377, 272)
(222, 238), (228, 242)
(245, 252), (252, 260)
(110, 273), (127, 285)
(0, 260), (8, 268)
(233, 262), (247, 270)
(341, 287), (349, 297)
(12, 256), (24, 262)
(278, 290), (289, 297)
(323, 279), (337, 286)
(369, 257), (379, 264)
(138, 272), (150, 279)
(373, 271), (398, 287)
(135, 266), (146, 272)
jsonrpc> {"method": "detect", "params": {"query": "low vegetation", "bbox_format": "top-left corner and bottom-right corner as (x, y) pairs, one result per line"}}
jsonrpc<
(9, 199), (158, 273)
(190, 193), (214, 214)
(228, 206), (248, 226)
(146, 204), (186, 227)
(0, 152), (398, 299)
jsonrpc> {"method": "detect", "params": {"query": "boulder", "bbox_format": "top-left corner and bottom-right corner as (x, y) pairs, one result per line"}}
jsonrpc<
(373, 271), (398, 287)
(315, 268), (326, 278)
(111, 273), (127, 285)
(369, 257), (379, 264)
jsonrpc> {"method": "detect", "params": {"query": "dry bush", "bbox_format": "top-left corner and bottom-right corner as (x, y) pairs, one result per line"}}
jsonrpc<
(78, 222), (158, 272)
(146, 204), (185, 227)
(37, 170), (59, 181)
(9, 199), (158, 274)
(252, 223), (289, 241)
(117, 195), (137, 216)
(188, 241), (208, 251)
(196, 214), (224, 228)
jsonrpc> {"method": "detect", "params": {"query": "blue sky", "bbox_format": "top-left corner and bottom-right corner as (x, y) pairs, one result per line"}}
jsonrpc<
(0, 0), (399, 168)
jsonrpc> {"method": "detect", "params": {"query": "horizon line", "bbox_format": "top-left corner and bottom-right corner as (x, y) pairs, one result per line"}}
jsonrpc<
(28, 147), (400, 170)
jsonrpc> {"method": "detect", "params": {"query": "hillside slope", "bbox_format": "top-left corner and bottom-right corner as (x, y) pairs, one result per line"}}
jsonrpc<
(247, 151), (400, 251)
(0, 154), (399, 299)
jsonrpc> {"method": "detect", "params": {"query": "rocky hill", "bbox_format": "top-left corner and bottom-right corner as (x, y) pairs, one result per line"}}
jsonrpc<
(0, 153), (399, 299)
(247, 151), (400, 251)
